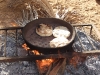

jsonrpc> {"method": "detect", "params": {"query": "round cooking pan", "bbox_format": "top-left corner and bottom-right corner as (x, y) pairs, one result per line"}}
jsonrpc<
(22, 18), (75, 54)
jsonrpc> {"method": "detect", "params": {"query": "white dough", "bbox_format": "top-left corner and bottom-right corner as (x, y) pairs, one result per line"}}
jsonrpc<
(49, 37), (69, 48)
(53, 26), (70, 38)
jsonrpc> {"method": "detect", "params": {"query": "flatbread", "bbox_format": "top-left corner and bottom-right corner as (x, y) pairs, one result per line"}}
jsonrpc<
(49, 37), (69, 48)
(36, 24), (53, 36)
(53, 26), (70, 38)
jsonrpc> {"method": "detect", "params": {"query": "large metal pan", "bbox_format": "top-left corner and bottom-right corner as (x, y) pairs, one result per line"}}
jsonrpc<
(22, 18), (75, 54)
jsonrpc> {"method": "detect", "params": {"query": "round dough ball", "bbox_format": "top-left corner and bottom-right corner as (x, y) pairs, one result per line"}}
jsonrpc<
(36, 24), (53, 36)
(53, 26), (70, 38)
(49, 37), (69, 48)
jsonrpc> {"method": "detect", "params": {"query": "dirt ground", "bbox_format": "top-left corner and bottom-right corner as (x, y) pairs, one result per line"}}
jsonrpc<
(0, 0), (100, 40)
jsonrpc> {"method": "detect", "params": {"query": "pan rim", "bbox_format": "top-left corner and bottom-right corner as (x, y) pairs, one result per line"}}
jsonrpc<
(22, 18), (76, 50)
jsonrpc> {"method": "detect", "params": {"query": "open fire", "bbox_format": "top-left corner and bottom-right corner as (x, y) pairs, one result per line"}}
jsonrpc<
(0, 0), (100, 75)
(22, 43), (54, 74)
(22, 43), (85, 75)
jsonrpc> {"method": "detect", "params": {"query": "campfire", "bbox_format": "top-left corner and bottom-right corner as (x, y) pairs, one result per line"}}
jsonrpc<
(0, 24), (99, 75)
(0, 0), (100, 75)
(22, 43), (66, 75)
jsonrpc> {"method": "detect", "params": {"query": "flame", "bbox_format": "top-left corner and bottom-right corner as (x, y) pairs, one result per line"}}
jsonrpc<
(22, 43), (30, 50)
(32, 50), (40, 55)
(32, 50), (54, 70)
(36, 59), (54, 70)
(22, 43), (54, 71)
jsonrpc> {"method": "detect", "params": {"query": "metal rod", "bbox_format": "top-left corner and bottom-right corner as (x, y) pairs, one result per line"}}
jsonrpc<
(72, 24), (92, 27)
(4, 30), (7, 57)
(0, 51), (100, 62)
(74, 27), (86, 51)
(0, 27), (23, 30)
(90, 25), (93, 35)
(15, 29), (18, 56)
(73, 24), (93, 35)
(81, 26), (97, 50)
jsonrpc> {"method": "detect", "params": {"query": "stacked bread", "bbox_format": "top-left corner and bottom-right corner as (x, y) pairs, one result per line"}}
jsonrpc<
(36, 24), (70, 48)
(50, 26), (70, 48)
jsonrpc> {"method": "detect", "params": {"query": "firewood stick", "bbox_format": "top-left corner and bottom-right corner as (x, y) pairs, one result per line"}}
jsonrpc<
(46, 59), (60, 75)
(46, 59), (67, 75)
(49, 58), (65, 75)
(52, 59), (61, 67)
(46, 59), (58, 75)
(57, 58), (66, 75)
(46, 64), (52, 75)
(0, 50), (100, 62)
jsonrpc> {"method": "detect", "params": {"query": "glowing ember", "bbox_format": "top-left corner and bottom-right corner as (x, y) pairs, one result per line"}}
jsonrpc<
(32, 50), (40, 55)
(36, 59), (54, 71)
(22, 44), (30, 50)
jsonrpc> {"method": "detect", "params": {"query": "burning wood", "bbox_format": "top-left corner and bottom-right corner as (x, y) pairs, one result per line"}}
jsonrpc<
(32, 50), (54, 74)
(21, 43), (85, 75)
(36, 59), (54, 74)
(22, 44), (54, 74)
(22, 43), (68, 75)
(47, 58), (66, 75)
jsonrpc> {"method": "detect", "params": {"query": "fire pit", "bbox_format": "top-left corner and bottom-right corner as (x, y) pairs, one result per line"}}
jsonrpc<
(0, 24), (100, 75)
(0, 0), (100, 75)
